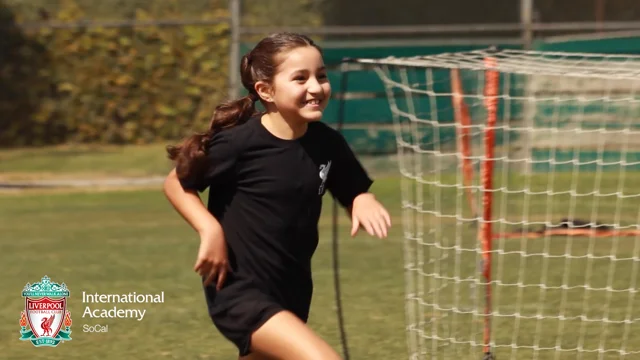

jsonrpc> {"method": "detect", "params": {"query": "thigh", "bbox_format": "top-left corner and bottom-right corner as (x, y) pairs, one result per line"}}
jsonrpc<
(249, 310), (342, 360)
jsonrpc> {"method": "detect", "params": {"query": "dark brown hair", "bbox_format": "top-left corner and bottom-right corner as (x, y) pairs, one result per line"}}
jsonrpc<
(167, 32), (322, 182)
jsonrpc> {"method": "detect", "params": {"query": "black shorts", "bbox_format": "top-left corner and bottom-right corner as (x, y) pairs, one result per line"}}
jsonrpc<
(203, 273), (312, 357)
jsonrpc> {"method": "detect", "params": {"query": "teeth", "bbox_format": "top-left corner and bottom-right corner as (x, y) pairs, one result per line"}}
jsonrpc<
(306, 100), (320, 105)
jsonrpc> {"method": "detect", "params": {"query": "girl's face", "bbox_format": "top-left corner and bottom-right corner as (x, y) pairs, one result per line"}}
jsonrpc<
(267, 46), (331, 123)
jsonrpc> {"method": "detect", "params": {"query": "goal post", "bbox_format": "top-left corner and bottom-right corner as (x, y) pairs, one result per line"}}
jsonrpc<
(353, 49), (640, 360)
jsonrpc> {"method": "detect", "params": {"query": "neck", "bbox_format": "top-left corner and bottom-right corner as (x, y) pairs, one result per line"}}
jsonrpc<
(261, 112), (308, 140)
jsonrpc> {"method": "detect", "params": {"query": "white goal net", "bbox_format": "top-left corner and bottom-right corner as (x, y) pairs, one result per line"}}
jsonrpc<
(357, 49), (640, 360)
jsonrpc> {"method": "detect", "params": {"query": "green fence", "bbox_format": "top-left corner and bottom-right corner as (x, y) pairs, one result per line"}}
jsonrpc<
(529, 34), (640, 172)
(533, 32), (640, 53)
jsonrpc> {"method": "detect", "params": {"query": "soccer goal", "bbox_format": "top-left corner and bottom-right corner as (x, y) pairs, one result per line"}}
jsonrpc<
(353, 49), (640, 360)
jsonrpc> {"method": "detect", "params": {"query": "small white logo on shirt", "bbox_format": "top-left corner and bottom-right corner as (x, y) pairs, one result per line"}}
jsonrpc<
(318, 160), (332, 194)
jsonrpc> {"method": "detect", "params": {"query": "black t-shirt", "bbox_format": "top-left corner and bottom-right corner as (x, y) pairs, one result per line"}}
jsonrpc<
(180, 116), (372, 309)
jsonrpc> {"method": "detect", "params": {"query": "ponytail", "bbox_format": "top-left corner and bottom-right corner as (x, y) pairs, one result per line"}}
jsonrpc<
(167, 93), (257, 182)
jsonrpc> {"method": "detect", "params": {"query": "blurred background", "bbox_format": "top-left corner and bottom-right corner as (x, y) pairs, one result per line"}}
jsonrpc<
(1, 1), (640, 359)
(2, 0), (639, 154)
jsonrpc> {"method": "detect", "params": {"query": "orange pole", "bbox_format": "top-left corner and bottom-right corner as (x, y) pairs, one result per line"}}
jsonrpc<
(481, 56), (499, 356)
(450, 68), (478, 219)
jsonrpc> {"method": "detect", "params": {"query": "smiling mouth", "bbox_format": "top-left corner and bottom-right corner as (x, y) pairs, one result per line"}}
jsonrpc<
(305, 99), (322, 106)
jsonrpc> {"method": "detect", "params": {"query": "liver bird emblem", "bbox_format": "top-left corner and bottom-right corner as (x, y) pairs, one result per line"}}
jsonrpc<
(40, 315), (55, 336)
(318, 161), (332, 194)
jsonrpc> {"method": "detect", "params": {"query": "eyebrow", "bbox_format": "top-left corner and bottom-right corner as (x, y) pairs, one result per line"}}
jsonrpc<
(291, 66), (326, 73)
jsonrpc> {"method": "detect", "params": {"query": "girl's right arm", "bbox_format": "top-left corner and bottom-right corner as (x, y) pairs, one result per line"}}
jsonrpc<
(163, 168), (230, 290)
(163, 168), (219, 234)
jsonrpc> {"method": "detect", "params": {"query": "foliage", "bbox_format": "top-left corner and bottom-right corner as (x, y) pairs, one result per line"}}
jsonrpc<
(1, 0), (230, 146)
(3, 0), (218, 22)
(0, 0), (322, 147)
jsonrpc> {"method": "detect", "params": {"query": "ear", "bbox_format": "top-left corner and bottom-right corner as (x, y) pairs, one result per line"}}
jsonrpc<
(255, 81), (274, 103)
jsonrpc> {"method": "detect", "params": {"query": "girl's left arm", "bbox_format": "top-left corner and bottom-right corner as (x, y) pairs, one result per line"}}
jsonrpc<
(325, 129), (391, 239)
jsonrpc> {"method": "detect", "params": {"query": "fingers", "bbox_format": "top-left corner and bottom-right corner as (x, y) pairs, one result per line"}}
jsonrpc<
(367, 216), (385, 238)
(353, 212), (381, 238)
(381, 208), (392, 227)
(204, 266), (218, 287)
(194, 260), (202, 273)
(353, 214), (378, 238)
(195, 258), (229, 288)
(362, 218), (376, 237)
(351, 216), (360, 237)
(354, 209), (392, 239)
(216, 266), (228, 291)
(377, 209), (391, 238)
(373, 216), (387, 238)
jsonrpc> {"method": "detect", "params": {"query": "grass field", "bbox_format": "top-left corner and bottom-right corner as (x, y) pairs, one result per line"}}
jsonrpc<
(0, 146), (407, 360)
(1, 145), (640, 360)
(0, 144), (172, 180)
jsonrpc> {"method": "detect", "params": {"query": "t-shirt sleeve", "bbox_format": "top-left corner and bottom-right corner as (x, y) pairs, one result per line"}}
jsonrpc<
(326, 131), (374, 208)
(178, 130), (238, 193)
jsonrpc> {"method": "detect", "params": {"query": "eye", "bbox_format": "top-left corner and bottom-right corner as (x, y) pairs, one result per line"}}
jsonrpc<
(293, 76), (306, 82)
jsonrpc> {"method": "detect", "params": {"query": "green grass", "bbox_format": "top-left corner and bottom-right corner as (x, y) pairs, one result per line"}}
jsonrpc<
(0, 144), (173, 180)
(0, 179), (407, 360)
(1, 172), (639, 359)
(0, 144), (398, 181)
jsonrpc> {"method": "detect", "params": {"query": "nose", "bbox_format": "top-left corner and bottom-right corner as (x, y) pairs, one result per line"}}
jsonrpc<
(307, 76), (323, 94)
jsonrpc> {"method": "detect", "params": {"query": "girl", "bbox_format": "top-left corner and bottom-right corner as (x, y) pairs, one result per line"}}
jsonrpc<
(163, 32), (391, 360)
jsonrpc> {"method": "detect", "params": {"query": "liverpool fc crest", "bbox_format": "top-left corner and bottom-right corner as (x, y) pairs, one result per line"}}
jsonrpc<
(19, 276), (72, 347)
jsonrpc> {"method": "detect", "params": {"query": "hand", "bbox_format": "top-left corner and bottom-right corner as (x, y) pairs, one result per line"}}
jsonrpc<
(350, 193), (391, 239)
(194, 225), (231, 290)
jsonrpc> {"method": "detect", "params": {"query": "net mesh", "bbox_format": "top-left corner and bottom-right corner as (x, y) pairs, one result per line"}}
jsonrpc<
(356, 49), (640, 360)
